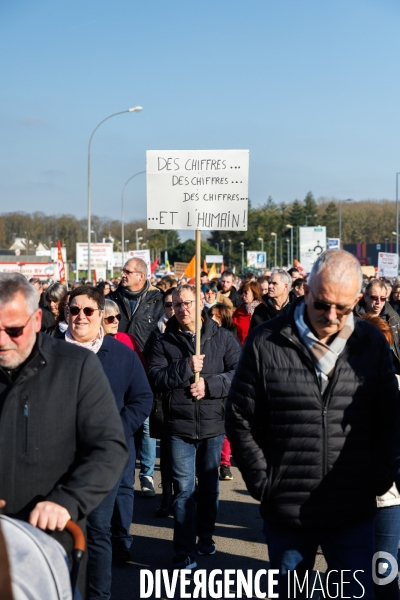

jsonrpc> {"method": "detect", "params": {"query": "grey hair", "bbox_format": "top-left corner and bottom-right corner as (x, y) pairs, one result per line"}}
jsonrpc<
(172, 284), (196, 297)
(125, 257), (147, 276)
(0, 273), (39, 314)
(104, 299), (119, 315)
(308, 250), (363, 294)
(365, 278), (387, 296)
(271, 269), (292, 290)
(45, 282), (68, 303)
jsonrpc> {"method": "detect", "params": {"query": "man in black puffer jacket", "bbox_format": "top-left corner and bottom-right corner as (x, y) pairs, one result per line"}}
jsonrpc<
(148, 284), (241, 571)
(226, 250), (399, 600)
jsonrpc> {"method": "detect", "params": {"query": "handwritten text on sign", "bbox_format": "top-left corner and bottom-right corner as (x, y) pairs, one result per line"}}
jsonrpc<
(146, 150), (249, 231)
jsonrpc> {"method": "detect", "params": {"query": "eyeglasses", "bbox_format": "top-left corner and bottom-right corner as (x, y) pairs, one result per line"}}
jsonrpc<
(69, 306), (100, 317)
(172, 300), (195, 310)
(122, 268), (142, 276)
(313, 299), (353, 316)
(104, 314), (121, 324)
(163, 302), (173, 308)
(0, 313), (34, 338)
(369, 295), (386, 303)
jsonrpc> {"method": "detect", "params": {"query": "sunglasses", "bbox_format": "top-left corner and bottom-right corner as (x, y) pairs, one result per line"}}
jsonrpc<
(104, 314), (121, 324)
(313, 300), (353, 316)
(69, 306), (100, 317)
(369, 295), (386, 303)
(0, 313), (34, 338)
(163, 302), (173, 308)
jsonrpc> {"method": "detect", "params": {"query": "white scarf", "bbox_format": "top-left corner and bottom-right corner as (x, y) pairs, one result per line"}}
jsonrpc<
(294, 302), (354, 391)
(65, 326), (104, 354)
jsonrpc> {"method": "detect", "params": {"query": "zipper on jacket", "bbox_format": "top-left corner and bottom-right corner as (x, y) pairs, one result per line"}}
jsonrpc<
(322, 405), (328, 476)
(23, 399), (29, 454)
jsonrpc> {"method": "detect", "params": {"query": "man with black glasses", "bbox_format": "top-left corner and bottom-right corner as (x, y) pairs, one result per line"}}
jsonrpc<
(226, 250), (399, 599)
(148, 284), (241, 571)
(355, 278), (400, 359)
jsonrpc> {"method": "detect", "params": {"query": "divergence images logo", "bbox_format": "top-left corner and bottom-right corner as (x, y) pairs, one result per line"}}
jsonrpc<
(372, 552), (398, 586)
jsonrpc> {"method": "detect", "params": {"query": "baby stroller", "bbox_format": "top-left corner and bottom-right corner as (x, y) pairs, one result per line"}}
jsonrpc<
(0, 515), (85, 600)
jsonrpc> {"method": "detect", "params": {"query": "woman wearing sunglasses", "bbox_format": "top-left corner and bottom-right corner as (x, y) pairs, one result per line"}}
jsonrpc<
(65, 286), (153, 596)
(103, 299), (145, 366)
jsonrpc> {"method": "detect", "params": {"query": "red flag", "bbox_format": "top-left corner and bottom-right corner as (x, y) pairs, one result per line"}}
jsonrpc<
(57, 240), (66, 285)
(151, 257), (159, 274)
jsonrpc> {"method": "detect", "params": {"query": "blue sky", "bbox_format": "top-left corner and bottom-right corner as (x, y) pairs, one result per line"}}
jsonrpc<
(1, 0), (399, 239)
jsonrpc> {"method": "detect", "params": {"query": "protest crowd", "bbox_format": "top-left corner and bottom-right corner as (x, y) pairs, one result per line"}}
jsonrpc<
(1, 249), (400, 600)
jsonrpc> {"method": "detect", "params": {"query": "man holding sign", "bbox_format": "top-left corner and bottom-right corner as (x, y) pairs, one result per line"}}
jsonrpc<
(148, 284), (241, 570)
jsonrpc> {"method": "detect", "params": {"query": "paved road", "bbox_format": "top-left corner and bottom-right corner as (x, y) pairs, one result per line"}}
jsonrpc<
(111, 448), (327, 599)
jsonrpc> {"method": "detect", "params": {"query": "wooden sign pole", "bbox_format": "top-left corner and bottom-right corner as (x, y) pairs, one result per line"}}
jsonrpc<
(194, 229), (201, 382)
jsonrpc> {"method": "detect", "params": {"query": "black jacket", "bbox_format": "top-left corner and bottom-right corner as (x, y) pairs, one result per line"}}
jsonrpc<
(97, 334), (153, 441)
(148, 313), (241, 440)
(218, 286), (242, 309)
(249, 294), (292, 331)
(226, 300), (398, 530)
(110, 282), (164, 357)
(0, 333), (128, 521)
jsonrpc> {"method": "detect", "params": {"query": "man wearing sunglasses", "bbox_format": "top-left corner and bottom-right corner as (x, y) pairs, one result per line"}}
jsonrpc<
(0, 273), (128, 597)
(355, 278), (400, 361)
(226, 250), (399, 599)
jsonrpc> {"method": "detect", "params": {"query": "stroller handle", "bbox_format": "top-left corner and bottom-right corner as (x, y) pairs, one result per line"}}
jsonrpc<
(65, 520), (86, 552)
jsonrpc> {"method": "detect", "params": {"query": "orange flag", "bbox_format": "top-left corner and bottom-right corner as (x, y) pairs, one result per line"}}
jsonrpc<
(202, 259), (208, 273)
(208, 263), (218, 279)
(220, 262), (225, 274)
(57, 239), (66, 285)
(183, 255), (196, 278)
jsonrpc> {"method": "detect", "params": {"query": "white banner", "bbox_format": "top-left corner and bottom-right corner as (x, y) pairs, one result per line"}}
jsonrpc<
(76, 243), (113, 270)
(205, 255), (223, 264)
(378, 252), (398, 278)
(0, 262), (55, 278)
(146, 149), (249, 231)
(299, 227), (327, 274)
(247, 251), (266, 269)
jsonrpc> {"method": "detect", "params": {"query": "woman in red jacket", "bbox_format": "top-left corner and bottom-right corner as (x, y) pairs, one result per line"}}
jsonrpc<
(232, 281), (262, 345)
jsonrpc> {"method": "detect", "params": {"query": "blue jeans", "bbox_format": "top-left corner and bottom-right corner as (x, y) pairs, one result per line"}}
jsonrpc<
(112, 435), (136, 550)
(136, 416), (156, 479)
(374, 505), (400, 600)
(169, 434), (224, 556)
(264, 519), (375, 600)
(87, 437), (134, 600)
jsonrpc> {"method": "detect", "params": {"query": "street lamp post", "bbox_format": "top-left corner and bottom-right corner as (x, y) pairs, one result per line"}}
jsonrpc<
(228, 239), (232, 266)
(90, 230), (97, 243)
(87, 106), (142, 281)
(240, 242), (244, 272)
(136, 228), (143, 251)
(339, 199), (352, 244)
(385, 237), (389, 252)
(286, 238), (290, 266)
(271, 233), (277, 268)
(137, 236), (143, 250)
(258, 237), (264, 252)
(286, 224), (294, 266)
(121, 170), (146, 265)
(305, 214), (317, 226)
(221, 239), (225, 253)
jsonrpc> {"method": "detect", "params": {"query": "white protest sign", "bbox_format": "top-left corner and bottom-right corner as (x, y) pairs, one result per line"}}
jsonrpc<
(205, 255), (223, 263)
(146, 150), (249, 231)
(76, 243), (113, 270)
(378, 252), (398, 278)
(127, 249), (151, 277)
(300, 227), (327, 274)
(247, 251), (266, 269)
